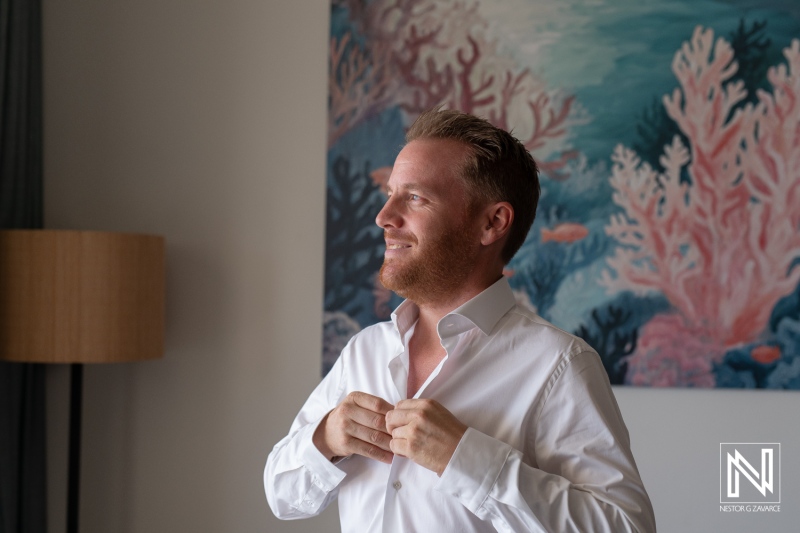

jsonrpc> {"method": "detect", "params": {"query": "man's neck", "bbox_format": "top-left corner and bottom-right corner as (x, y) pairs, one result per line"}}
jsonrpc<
(412, 272), (503, 332)
(404, 273), (502, 397)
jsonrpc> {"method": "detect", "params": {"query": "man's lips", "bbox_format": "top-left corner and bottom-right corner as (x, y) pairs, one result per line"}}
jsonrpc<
(383, 232), (416, 252)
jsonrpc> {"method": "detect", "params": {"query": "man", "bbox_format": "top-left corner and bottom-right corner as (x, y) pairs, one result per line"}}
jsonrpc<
(265, 109), (656, 532)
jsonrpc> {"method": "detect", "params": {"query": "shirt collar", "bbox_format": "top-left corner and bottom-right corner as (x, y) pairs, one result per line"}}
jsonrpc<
(390, 297), (418, 341)
(390, 276), (516, 339)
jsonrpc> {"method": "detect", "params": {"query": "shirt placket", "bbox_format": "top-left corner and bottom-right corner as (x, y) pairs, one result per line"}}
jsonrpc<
(382, 328), (409, 532)
(381, 456), (409, 533)
(382, 332), (463, 532)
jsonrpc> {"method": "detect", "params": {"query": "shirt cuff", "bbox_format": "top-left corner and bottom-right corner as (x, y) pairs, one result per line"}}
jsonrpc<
(434, 427), (513, 515)
(296, 416), (348, 503)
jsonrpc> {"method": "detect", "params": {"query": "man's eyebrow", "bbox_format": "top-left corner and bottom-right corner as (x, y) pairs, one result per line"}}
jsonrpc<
(386, 182), (423, 194)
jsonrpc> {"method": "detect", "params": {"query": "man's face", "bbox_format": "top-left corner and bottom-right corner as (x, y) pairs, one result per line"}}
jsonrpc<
(375, 138), (483, 304)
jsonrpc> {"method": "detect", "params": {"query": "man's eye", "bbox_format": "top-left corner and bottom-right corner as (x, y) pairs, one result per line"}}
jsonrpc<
(410, 194), (420, 201)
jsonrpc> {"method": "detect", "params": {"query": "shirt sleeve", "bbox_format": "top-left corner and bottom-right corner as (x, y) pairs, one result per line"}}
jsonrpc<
(264, 350), (349, 520)
(434, 350), (657, 533)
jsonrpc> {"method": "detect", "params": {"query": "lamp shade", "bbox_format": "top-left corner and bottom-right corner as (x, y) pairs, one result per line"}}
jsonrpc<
(0, 230), (165, 363)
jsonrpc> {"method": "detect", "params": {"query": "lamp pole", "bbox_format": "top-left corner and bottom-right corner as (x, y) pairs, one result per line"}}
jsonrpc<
(67, 363), (83, 533)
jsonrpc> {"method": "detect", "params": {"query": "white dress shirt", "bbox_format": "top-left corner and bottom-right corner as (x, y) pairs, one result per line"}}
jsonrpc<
(264, 277), (656, 532)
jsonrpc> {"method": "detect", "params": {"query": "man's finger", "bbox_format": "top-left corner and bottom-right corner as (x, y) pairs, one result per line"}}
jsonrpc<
(341, 401), (392, 432)
(351, 391), (394, 415)
(389, 437), (408, 458)
(390, 423), (411, 440)
(385, 407), (416, 433)
(395, 398), (425, 409)
(351, 438), (394, 464)
(346, 420), (393, 452)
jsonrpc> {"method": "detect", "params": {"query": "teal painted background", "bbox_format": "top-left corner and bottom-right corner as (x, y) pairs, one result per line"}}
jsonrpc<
(324, 0), (800, 389)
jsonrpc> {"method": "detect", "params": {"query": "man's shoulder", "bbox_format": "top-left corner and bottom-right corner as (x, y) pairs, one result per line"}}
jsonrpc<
(501, 303), (596, 357)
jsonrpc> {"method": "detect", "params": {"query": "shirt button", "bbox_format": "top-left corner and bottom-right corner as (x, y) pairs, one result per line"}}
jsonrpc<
(393, 481), (402, 490)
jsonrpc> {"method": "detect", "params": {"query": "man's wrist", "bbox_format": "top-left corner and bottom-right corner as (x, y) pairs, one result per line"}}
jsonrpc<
(312, 411), (337, 461)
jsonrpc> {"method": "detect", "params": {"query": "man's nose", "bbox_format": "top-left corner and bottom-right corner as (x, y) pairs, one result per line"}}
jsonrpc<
(375, 195), (400, 229)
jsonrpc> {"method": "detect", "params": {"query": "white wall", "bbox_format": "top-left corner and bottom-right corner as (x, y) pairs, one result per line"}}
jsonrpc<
(41, 1), (799, 532)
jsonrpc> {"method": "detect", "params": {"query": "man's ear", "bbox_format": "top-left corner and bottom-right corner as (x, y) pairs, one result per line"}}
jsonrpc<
(480, 202), (514, 246)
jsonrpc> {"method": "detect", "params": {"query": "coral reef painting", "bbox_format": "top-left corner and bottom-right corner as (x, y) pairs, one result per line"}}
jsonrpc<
(324, 0), (800, 389)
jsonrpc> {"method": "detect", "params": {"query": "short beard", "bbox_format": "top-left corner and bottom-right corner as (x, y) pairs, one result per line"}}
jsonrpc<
(379, 217), (480, 306)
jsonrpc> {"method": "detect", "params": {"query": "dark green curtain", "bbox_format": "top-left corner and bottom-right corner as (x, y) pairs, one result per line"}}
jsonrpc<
(0, 0), (47, 531)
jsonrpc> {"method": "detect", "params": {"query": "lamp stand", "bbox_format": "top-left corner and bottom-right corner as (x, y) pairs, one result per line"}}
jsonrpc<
(67, 363), (83, 533)
(0, 230), (166, 532)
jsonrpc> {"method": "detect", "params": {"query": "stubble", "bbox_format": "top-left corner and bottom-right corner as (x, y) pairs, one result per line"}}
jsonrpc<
(379, 217), (480, 305)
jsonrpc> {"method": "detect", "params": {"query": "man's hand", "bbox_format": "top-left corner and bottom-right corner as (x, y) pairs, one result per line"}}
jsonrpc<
(385, 399), (468, 476)
(313, 391), (395, 464)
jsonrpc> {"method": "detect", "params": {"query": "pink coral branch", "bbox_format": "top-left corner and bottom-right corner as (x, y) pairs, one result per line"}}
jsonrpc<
(340, 0), (577, 170)
(522, 93), (575, 152)
(488, 70), (528, 129)
(455, 34), (496, 112)
(328, 33), (396, 147)
(604, 28), (800, 386)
